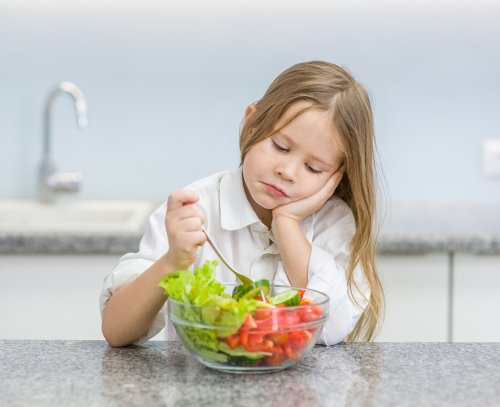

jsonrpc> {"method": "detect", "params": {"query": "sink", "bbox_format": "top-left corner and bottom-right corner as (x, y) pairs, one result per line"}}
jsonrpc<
(0, 200), (157, 235)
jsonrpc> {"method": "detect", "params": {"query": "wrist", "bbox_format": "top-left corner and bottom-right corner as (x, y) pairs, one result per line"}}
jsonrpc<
(272, 212), (301, 228)
(271, 214), (303, 243)
(161, 252), (179, 276)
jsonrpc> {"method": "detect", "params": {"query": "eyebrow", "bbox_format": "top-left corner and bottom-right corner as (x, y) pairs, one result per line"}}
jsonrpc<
(276, 131), (336, 169)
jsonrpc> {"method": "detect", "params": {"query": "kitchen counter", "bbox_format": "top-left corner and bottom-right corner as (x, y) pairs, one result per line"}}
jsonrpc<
(1, 203), (500, 254)
(1, 340), (499, 406)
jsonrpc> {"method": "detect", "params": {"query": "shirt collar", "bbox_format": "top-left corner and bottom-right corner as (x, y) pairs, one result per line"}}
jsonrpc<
(220, 166), (261, 231)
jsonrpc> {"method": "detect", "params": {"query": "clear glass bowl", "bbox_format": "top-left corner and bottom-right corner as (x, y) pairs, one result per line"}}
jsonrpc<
(168, 284), (329, 374)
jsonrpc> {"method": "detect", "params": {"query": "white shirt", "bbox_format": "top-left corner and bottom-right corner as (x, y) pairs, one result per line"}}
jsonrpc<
(100, 167), (370, 345)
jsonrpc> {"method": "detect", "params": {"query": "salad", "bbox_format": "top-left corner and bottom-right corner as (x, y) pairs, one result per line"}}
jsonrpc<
(160, 260), (326, 368)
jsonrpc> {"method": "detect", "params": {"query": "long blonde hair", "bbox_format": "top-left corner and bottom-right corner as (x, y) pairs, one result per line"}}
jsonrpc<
(239, 61), (384, 341)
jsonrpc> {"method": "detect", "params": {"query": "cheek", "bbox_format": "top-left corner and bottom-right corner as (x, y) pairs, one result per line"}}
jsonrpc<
(300, 176), (328, 197)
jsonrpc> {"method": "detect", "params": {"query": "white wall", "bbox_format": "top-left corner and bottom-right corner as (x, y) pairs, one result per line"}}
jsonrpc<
(1, 0), (499, 203)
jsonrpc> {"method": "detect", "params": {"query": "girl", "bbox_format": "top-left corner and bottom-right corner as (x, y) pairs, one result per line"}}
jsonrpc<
(100, 61), (383, 347)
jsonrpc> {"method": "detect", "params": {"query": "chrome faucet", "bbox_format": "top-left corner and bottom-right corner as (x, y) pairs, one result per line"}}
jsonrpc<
(39, 81), (88, 203)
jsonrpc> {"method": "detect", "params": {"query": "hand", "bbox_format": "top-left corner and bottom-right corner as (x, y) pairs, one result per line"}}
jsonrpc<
(272, 168), (344, 224)
(164, 189), (206, 271)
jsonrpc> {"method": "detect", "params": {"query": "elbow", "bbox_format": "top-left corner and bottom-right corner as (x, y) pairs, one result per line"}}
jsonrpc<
(102, 320), (126, 348)
(101, 311), (134, 348)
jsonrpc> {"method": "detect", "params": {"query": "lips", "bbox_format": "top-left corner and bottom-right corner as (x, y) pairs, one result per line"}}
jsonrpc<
(263, 183), (288, 198)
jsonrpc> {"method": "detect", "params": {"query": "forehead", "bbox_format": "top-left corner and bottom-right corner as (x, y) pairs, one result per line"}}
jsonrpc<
(273, 101), (343, 165)
(275, 101), (336, 137)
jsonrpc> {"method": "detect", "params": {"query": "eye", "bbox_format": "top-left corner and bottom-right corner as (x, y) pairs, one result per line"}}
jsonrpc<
(306, 164), (322, 174)
(272, 139), (288, 152)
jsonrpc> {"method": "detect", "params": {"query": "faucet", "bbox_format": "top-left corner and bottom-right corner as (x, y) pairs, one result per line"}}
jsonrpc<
(39, 81), (88, 203)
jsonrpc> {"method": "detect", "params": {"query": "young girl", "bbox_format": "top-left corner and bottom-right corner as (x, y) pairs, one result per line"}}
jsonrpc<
(100, 61), (383, 347)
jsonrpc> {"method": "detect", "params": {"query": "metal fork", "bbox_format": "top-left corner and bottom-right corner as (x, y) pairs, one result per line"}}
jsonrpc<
(202, 226), (253, 286)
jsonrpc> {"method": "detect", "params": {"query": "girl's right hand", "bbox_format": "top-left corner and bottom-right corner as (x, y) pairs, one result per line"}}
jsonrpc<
(164, 189), (206, 271)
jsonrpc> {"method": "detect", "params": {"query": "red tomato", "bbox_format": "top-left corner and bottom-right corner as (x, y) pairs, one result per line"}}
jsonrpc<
(288, 330), (312, 350)
(297, 306), (323, 323)
(263, 352), (286, 366)
(277, 311), (301, 327)
(254, 308), (272, 320)
(298, 289), (305, 300)
(241, 313), (257, 329)
(283, 343), (301, 361)
(267, 332), (289, 345)
(248, 335), (274, 352)
(240, 330), (249, 351)
(223, 333), (240, 349)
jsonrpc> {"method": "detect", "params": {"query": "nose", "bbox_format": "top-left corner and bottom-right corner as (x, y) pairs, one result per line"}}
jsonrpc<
(275, 158), (300, 182)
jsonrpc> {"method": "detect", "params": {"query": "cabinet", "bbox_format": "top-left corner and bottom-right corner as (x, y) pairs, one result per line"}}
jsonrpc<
(453, 254), (500, 341)
(375, 254), (449, 342)
(0, 255), (165, 341)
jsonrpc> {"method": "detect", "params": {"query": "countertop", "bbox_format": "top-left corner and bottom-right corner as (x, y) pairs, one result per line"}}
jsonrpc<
(1, 203), (500, 254)
(1, 340), (499, 406)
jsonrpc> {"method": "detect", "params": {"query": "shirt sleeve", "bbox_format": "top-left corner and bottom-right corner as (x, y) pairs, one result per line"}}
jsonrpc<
(272, 198), (370, 346)
(308, 198), (370, 345)
(99, 202), (169, 345)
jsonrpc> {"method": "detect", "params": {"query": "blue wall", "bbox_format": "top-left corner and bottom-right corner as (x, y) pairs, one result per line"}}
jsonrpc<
(1, 1), (499, 204)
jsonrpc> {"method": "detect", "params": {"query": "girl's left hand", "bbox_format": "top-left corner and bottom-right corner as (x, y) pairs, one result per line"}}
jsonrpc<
(272, 169), (344, 223)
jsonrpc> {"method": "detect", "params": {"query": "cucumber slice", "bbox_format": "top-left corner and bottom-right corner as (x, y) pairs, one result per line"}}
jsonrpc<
(232, 284), (246, 299)
(240, 280), (270, 300)
(232, 279), (271, 300)
(219, 342), (271, 359)
(270, 289), (300, 306)
(197, 348), (229, 363)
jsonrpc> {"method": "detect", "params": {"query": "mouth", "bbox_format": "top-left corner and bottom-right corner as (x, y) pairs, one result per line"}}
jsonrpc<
(263, 183), (288, 198)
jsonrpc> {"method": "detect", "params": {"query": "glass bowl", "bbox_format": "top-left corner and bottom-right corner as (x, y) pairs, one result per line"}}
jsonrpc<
(167, 284), (329, 374)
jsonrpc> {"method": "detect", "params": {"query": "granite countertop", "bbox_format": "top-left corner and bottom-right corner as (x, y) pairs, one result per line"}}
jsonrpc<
(1, 203), (500, 254)
(1, 340), (499, 406)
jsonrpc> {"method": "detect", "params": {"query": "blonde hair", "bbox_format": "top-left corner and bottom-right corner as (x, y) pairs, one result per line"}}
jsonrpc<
(239, 61), (384, 341)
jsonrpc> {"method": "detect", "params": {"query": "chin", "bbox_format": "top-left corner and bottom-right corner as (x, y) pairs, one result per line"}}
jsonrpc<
(256, 196), (282, 210)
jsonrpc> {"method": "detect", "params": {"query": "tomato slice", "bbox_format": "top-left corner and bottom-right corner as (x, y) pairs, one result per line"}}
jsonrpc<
(283, 343), (301, 361)
(241, 313), (258, 329)
(247, 334), (273, 352)
(263, 352), (286, 366)
(297, 305), (323, 323)
(277, 310), (301, 327)
(223, 333), (240, 349)
(240, 330), (249, 351)
(254, 307), (272, 320)
(288, 330), (312, 350)
(267, 332), (289, 345)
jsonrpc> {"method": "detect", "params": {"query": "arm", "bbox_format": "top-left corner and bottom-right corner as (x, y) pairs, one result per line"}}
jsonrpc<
(271, 216), (311, 288)
(101, 190), (206, 347)
(272, 170), (342, 287)
(274, 199), (370, 345)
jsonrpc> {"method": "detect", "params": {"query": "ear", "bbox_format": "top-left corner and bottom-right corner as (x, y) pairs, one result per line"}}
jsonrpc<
(243, 104), (257, 127)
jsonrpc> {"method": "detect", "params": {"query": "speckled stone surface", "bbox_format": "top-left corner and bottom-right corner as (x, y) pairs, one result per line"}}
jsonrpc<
(1, 340), (499, 406)
(377, 203), (500, 254)
(1, 204), (500, 254)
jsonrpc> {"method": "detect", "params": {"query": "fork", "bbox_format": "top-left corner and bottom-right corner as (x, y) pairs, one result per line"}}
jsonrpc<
(202, 226), (253, 286)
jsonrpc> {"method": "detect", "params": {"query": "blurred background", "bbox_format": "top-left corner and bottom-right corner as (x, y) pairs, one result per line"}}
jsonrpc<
(1, 0), (499, 343)
(1, 0), (499, 203)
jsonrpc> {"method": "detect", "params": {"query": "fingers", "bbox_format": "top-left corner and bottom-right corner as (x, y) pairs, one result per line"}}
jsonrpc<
(166, 189), (205, 224)
(164, 189), (206, 270)
(316, 169), (344, 204)
(331, 166), (345, 190)
(167, 189), (199, 210)
(171, 230), (207, 251)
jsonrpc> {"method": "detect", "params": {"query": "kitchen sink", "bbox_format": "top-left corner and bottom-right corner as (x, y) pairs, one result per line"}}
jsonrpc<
(0, 200), (157, 234)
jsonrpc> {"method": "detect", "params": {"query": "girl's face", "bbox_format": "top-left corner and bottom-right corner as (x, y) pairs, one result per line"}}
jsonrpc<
(242, 101), (344, 222)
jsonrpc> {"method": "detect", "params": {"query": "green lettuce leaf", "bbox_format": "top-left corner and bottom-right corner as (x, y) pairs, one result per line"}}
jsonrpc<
(159, 260), (266, 344)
